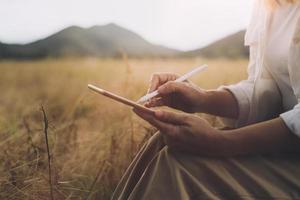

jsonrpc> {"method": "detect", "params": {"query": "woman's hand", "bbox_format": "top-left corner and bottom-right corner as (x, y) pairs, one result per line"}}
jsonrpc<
(133, 108), (227, 156)
(145, 73), (207, 113)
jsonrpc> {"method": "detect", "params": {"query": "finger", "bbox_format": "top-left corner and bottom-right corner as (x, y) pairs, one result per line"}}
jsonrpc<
(148, 74), (160, 93)
(133, 108), (154, 120)
(145, 97), (166, 108)
(148, 73), (178, 93)
(154, 110), (188, 125)
(157, 81), (188, 96)
(133, 108), (178, 135)
(133, 108), (168, 129)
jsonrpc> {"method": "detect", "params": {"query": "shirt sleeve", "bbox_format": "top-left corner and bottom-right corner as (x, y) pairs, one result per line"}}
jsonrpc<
(218, 46), (256, 128)
(280, 21), (300, 137)
(218, 0), (262, 128)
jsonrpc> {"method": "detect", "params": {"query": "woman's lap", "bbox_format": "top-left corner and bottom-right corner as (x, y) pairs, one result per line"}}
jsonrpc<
(112, 132), (300, 200)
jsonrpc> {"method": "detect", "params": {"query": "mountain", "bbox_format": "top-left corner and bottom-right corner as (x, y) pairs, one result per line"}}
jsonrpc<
(0, 26), (248, 59)
(0, 23), (179, 59)
(182, 30), (248, 58)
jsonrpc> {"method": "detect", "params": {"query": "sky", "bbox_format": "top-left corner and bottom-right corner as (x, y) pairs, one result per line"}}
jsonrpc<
(0, 0), (254, 51)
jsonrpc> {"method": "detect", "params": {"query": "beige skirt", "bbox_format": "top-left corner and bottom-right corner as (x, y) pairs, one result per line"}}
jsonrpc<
(112, 132), (300, 200)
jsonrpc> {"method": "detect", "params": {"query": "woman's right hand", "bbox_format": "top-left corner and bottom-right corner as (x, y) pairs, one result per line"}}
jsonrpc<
(144, 73), (207, 113)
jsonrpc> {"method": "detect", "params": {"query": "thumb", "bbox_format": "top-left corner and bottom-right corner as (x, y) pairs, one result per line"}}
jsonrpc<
(154, 110), (188, 125)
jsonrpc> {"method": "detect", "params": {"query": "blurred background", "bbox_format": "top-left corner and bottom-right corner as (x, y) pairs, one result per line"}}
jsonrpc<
(0, 0), (253, 199)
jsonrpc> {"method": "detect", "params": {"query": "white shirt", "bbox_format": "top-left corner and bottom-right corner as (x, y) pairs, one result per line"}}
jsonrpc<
(221, 1), (300, 137)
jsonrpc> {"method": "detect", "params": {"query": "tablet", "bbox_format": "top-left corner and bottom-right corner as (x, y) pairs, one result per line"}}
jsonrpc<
(88, 84), (155, 115)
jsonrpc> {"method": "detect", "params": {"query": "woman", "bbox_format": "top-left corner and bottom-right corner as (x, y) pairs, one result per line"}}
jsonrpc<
(112, 0), (300, 199)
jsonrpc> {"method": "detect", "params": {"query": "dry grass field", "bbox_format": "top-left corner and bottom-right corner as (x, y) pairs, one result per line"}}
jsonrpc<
(0, 57), (248, 200)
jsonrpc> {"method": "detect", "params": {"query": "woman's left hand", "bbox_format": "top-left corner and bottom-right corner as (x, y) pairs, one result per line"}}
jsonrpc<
(133, 109), (227, 156)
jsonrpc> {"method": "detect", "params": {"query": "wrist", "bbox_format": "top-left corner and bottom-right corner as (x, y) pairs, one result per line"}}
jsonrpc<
(213, 129), (239, 157)
(195, 90), (213, 113)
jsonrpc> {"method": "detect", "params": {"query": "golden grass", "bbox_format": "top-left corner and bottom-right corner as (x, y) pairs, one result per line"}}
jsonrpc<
(0, 57), (248, 199)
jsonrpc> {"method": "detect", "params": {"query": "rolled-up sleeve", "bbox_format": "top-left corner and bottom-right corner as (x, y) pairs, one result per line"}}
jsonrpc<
(280, 104), (300, 137)
(280, 29), (300, 137)
(218, 46), (257, 128)
(218, 1), (261, 128)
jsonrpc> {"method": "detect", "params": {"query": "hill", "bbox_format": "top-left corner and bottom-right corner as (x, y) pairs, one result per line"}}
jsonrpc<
(182, 30), (248, 58)
(0, 23), (179, 59)
(0, 26), (249, 59)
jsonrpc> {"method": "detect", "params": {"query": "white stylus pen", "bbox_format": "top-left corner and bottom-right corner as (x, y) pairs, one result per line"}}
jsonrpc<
(137, 64), (208, 104)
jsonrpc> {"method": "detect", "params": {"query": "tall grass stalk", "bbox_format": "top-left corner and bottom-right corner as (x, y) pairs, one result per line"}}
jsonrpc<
(41, 106), (54, 200)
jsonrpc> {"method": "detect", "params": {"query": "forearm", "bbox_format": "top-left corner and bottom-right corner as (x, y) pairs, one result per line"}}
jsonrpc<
(219, 118), (300, 156)
(201, 89), (239, 119)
